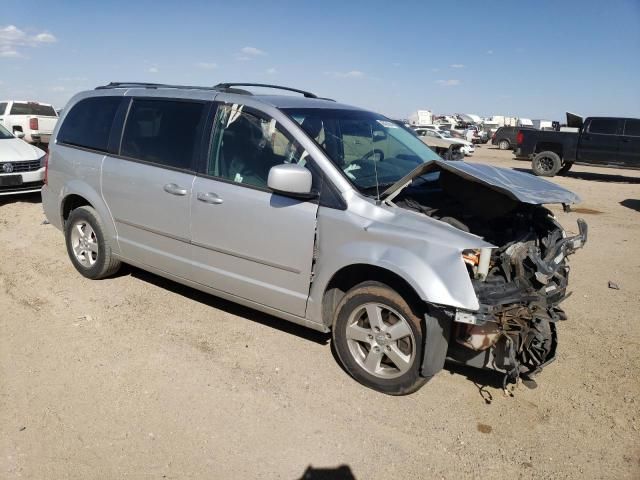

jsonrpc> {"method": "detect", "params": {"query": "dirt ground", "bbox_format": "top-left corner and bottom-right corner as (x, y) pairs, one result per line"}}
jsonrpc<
(1, 147), (639, 479)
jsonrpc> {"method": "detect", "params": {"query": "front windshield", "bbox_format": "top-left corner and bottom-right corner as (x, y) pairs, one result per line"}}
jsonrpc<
(284, 108), (440, 192)
(0, 124), (14, 139)
(439, 130), (452, 138)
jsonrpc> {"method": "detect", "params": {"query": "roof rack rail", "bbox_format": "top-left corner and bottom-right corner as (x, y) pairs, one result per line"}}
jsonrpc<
(95, 82), (219, 91)
(213, 83), (318, 99)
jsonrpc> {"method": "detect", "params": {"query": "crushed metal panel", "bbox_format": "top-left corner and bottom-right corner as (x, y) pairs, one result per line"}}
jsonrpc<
(381, 160), (581, 205)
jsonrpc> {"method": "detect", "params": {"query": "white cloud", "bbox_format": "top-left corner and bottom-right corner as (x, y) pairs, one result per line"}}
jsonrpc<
(449, 64), (465, 68)
(148, 67), (159, 73)
(50, 86), (66, 92)
(487, 50), (494, 55)
(266, 67), (277, 75)
(0, 25), (57, 59)
(34, 33), (56, 43)
(431, 68), (440, 72)
(195, 61), (217, 69)
(0, 47), (21, 58)
(240, 46), (266, 56)
(325, 70), (365, 79)
(436, 79), (461, 87)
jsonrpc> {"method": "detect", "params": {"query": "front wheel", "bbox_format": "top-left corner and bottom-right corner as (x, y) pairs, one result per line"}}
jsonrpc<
(498, 139), (510, 150)
(332, 281), (430, 395)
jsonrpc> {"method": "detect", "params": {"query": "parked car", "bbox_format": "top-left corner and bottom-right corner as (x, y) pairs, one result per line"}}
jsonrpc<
(0, 123), (46, 196)
(491, 126), (535, 150)
(0, 101), (59, 145)
(415, 128), (475, 156)
(414, 128), (466, 159)
(516, 115), (640, 176)
(42, 82), (586, 395)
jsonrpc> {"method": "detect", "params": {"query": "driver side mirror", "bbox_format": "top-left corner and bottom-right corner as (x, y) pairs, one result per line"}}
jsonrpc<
(14, 131), (25, 139)
(267, 164), (316, 198)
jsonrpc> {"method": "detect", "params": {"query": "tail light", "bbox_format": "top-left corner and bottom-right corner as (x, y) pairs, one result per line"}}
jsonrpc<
(29, 117), (39, 130)
(43, 152), (49, 185)
(516, 131), (524, 145)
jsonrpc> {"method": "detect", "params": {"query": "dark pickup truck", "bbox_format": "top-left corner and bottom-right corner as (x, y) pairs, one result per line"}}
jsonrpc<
(515, 114), (640, 176)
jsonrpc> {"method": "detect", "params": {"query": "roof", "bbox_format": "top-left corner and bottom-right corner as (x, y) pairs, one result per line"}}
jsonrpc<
(93, 82), (366, 112)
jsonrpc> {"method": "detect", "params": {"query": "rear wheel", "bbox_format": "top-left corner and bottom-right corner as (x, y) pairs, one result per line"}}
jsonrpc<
(65, 206), (121, 279)
(498, 139), (510, 150)
(332, 281), (430, 395)
(532, 151), (562, 177)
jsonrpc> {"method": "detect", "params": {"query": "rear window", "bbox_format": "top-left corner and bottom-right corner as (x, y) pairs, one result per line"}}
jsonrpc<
(9, 102), (57, 116)
(58, 96), (122, 152)
(588, 118), (618, 135)
(623, 119), (640, 137)
(120, 99), (205, 170)
(0, 102), (7, 115)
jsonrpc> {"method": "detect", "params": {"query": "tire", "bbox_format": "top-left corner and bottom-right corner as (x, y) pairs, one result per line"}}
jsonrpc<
(532, 151), (562, 177)
(558, 162), (573, 175)
(332, 281), (430, 395)
(498, 139), (510, 150)
(64, 205), (121, 279)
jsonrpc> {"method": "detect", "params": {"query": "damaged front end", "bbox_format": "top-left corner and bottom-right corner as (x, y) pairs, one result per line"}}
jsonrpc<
(387, 160), (588, 384)
(452, 215), (587, 384)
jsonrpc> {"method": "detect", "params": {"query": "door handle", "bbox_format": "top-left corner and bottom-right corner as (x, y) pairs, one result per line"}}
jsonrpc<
(163, 183), (188, 196)
(196, 192), (224, 204)
(620, 137), (630, 143)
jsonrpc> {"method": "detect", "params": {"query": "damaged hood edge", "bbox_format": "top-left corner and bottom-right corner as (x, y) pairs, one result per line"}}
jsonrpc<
(381, 160), (582, 205)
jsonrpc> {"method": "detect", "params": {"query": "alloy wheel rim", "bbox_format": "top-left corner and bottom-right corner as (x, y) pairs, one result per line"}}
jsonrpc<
(345, 302), (416, 379)
(70, 221), (99, 267)
(537, 156), (554, 172)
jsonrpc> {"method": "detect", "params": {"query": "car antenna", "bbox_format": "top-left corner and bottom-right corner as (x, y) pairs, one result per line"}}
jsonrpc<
(370, 125), (381, 204)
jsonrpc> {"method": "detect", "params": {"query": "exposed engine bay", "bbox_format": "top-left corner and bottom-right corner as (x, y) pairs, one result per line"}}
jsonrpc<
(393, 168), (588, 385)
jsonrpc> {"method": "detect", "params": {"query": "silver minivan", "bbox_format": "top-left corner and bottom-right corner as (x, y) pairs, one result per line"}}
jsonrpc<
(42, 82), (587, 395)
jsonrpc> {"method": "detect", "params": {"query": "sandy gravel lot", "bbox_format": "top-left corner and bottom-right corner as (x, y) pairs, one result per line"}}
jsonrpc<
(1, 147), (639, 479)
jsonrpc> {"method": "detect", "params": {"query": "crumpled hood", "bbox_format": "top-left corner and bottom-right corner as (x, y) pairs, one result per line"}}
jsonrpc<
(0, 138), (44, 161)
(381, 160), (581, 205)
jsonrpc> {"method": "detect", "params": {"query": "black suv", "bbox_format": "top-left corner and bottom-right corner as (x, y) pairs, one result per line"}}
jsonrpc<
(492, 126), (534, 150)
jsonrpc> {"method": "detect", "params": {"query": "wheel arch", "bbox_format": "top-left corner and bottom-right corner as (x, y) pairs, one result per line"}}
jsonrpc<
(58, 180), (119, 251)
(535, 142), (564, 158)
(322, 264), (428, 329)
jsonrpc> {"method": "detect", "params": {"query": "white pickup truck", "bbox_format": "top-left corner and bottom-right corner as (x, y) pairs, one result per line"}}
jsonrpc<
(0, 101), (59, 145)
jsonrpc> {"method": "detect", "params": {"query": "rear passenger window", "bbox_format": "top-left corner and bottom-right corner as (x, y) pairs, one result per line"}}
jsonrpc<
(58, 97), (122, 152)
(0, 103), (7, 115)
(623, 119), (640, 137)
(588, 119), (618, 135)
(121, 99), (205, 170)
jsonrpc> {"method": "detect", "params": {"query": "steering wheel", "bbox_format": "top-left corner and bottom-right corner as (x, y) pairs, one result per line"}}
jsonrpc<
(361, 149), (385, 162)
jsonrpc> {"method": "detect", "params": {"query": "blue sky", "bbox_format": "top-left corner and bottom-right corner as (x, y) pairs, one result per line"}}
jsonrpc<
(1, 0), (638, 121)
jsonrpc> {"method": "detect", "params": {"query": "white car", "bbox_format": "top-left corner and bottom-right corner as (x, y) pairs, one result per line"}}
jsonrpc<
(415, 128), (475, 156)
(0, 100), (59, 145)
(0, 123), (46, 196)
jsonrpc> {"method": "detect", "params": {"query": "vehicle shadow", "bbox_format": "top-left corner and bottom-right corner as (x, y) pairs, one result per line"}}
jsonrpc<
(0, 191), (42, 206)
(444, 362), (505, 404)
(124, 265), (330, 346)
(513, 167), (640, 184)
(119, 266), (524, 395)
(620, 199), (640, 212)
(298, 465), (356, 480)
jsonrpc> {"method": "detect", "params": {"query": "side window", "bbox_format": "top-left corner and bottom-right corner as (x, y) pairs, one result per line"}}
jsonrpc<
(208, 104), (309, 189)
(623, 119), (640, 137)
(588, 118), (618, 135)
(0, 102), (7, 115)
(57, 96), (122, 152)
(121, 99), (205, 170)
